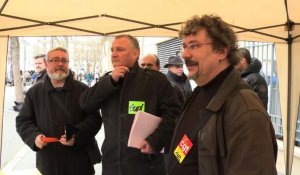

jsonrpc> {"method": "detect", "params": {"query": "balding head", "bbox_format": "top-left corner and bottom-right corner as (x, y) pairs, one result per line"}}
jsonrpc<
(140, 54), (160, 71)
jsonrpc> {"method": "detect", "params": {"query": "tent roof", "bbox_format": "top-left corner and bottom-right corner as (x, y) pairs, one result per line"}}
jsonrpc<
(1, 0), (299, 42)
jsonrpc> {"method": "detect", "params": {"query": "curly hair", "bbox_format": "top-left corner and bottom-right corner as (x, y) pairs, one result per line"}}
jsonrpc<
(179, 14), (239, 65)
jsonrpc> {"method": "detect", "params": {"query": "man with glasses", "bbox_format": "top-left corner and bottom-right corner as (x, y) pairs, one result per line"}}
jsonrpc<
(164, 55), (192, 102)
(16, 47), (102, 175)
(167, 15), (277, 175)
(80, 35), (181, 175)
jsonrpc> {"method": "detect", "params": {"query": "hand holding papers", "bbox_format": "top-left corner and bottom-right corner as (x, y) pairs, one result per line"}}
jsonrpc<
(128, 111), (162, 149)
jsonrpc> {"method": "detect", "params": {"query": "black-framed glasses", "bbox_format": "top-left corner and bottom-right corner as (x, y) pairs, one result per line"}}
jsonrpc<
(47, 59), (69, 64)
(180, 42), (214, 53)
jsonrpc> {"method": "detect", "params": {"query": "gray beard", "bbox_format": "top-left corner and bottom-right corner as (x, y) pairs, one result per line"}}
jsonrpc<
(48, 70), (69, 81)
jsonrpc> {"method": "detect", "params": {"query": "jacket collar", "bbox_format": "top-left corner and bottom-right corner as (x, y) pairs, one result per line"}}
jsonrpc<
(167, 71), (188, 82)
(206, 68), (242, 112)
(44, 70), (73, 92)
(241, 58), (262, 77)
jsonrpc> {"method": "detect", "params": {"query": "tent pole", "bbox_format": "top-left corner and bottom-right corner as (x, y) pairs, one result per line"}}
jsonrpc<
(286, 33), (292, 175)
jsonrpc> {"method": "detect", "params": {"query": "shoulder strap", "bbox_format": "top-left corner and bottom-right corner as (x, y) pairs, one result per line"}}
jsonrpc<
(50, 93), (78, 140)
(51, 93), (72, 119)
(168, 109), (214, 174)
(169, 82), (250, 174)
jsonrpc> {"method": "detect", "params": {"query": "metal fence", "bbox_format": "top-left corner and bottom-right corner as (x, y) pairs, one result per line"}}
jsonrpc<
(239, 41), (300, 145)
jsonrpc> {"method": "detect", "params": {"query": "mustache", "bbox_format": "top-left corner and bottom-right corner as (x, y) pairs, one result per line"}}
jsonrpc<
(55, 67), (66, 72)
(184, 58), (198, 66)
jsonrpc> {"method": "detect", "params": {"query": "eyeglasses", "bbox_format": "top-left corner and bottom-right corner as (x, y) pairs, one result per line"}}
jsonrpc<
(180, 42), (214, 53)
(47, 58), (69, 64)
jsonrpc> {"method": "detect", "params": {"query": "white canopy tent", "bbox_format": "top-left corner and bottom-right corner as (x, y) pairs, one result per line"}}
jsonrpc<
(0, 0), (299, 174)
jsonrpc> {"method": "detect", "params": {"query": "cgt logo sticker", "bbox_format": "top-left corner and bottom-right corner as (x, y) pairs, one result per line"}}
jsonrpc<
(128, 101), (145, 114)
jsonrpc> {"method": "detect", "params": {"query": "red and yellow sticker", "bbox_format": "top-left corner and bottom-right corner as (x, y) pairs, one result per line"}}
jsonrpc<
(174, 134), (193, 163)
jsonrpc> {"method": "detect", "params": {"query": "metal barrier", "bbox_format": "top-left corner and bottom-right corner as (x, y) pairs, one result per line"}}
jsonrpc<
(239, 41), (299, 144)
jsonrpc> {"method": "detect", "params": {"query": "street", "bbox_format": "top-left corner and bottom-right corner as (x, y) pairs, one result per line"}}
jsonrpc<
(0, 86), (103, 175)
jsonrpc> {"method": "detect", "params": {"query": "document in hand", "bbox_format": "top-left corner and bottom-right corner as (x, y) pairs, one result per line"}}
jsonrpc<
(128, 111), (162, 149)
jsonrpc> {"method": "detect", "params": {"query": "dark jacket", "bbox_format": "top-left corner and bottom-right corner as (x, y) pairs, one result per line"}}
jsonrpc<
(168, 69), (277, 175)
(241, 58), (268, 110)
(36, 69), (47, 83)
(80, 63), (181, 175)
(166, 71), (192, 101)
(16, 72), (102, 175)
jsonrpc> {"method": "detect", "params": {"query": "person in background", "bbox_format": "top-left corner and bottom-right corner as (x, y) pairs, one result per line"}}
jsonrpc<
(85, 72), (93, 87)
(167, 14), (277, 175)
(32, 54), (47, 84)
(140, 53), (185, 105)
(236, 48), (268, 110)
(164, 56), (192, 102)
(140, 53), (161, 71)
(13, 54), (48, 112)
(80, 35), (181, 175)
(16, 47), (102, 175)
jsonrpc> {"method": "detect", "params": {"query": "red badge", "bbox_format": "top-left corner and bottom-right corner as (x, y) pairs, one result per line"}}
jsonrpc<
(173, 134), (193, 163)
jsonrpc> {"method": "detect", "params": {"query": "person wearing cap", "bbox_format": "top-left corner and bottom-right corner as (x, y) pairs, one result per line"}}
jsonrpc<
(164, 55), (192, 101)
(236, 48), (268, 110)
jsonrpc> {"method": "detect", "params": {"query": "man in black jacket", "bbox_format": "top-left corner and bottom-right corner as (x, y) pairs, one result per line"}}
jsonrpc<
(236, 48), (268, 110)
(80, 35), (181, 175)
(164, 56), (192, 102)
(16, 47), (102, 175)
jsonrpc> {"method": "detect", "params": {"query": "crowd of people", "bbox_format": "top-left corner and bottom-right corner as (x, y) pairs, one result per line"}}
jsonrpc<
(15, 14), (278, 175)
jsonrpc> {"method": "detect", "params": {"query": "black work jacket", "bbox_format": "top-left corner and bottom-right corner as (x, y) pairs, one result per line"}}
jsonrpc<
(80, 62), (181, 175)
(241, 58), (268, 109)
(16, 72), (102, 175)
(166, 71), (192, 101)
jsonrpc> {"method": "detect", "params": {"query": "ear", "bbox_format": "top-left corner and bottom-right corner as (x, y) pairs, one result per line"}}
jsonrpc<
(218, 47), (229, 61)
(240, 57), (247, 64)
(45, 60), (50, 69)
(132, 49), (140, 61)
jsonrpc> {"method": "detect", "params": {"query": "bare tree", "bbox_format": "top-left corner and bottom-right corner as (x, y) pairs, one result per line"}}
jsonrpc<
(10, 37), (24, 103)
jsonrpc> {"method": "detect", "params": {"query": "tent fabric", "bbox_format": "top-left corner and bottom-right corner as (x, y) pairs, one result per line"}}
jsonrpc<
(0, 36), (8, 156)
(0, 0), (299, 174)
(0, 0), (299, 41)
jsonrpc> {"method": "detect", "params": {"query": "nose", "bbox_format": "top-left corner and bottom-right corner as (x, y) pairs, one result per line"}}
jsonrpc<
(181, 49), (190, 61)
(111, 50), (117, 57)
(58, 60), (64, 65)
(181, 49), (188, 60)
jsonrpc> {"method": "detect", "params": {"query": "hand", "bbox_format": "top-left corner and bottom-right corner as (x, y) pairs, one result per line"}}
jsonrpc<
(140, 140), (155, 154)
(35, 134), (48, 149)
(111, 66), (129, 82)
(59, 134), (75, 146)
